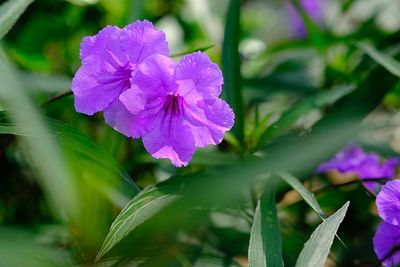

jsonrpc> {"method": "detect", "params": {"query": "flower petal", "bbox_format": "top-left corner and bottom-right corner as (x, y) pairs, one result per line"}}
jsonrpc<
(72, 62), (131, 115)
(317, 144), (365, 173)
(376, 180), (400, 226)
(317, 144), (399, 179)
(373, 221), (400, 267)
(175, 52), (223, 103)
(142, 113), (195, 167)
(134, 54), (177, 97)
(80, 26), (128, 68)
(119, 85), (147, 114)
(122, 20), (169, 65)
(72, 26), (131, 115)
(104, 95), (162, 138)
(184, 98), (234, 147)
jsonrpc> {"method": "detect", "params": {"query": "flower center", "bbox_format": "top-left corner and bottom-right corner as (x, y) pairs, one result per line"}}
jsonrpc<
(97, 63), (132, 90)
(164, 94), (183, 116)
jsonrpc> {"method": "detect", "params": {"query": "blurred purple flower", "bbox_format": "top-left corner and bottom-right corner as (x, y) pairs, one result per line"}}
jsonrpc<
(376, 180), (400, 226)
(72, 20), (169, 115)
(106, 52), (234, 167)
(286, 0), (324, 38)
(317, 144), (399, 193)
(373, 221), (400, 267)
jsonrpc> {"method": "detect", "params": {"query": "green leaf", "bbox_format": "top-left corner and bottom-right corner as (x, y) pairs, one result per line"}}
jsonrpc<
(0, 123), (27, 135)
(358, 42), (400, 78)
(0, 227), (69, 267)
(19, 72), (71, 94)
(222, 0), (244, 144)
(170, 44), (214, 58)
(295, 202), (349, 267)
(96, 185), (180, 260)
(0, 113), (139, 200)
(48, 118), (139, 195)
(254, 86), (355, 151)
(248, 179), (283, 267)
(0, 0), (34, 40)
(279, 172), (325, 220)
(0, 57), (80, 221)
(65, 0), (99, 6)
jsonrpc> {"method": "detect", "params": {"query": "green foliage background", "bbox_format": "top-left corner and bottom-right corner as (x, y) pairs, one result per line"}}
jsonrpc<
(1, 0), (400, 266)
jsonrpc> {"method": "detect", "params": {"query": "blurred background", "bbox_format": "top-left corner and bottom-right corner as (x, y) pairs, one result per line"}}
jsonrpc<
(1, 0), (400, 266)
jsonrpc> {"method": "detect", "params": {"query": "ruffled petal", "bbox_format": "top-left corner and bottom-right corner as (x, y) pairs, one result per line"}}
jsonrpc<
(175, 52), (223, 103)
(134, 54), (177, 97)
(183, 98), (234, 147)
(104, 95), (163, 138)
(72, 61), (131, 115)
(373, 221), (400, 267)
(72, 26), (131, 115)
(376, 180), (400, 226)
(119, 85), (147, 114)
(122, 20), (169, 65)
(142, 113), (196, 167)
(80, 26), (128, 68)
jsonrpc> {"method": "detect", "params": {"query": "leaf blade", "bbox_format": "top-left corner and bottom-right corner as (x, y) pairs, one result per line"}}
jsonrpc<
(279, 172), (325, 220)
(96, 185), (180, 260)
(295, 201), (350, 267)
(358, 42), (400, 78)
(0, 0), (34, 40)
(254, 86), (355, 151)
(222, 0), (244, 144)
(248, 179), (283, 267)
(0, 113), (139, 198)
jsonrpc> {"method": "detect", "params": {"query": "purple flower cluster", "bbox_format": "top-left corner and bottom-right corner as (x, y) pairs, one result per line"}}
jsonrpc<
(374, 181), (400, 267)
(72, 20), (234, 167)
(317, 144), (399, 193)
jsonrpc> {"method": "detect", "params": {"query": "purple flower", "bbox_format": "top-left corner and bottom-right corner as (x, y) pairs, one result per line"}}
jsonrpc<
(286, 0), (324, 38)
(373, 221), (400, 267)
(106, 52), (234, 167)
(72, 21), (234, 167)
(376, 180), (400, 226)
(317, 144), (399, 193)
(72, 20), (169, 116)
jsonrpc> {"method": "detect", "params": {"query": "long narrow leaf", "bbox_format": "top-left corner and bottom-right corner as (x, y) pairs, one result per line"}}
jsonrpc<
(0, 0), (34, 40)
(0, 58), (79, 220)
(254, 86), (354, 151)
(295, 201), (349, 267)
(96, 185), (180, 260)
(222, 0), (244, 144)
(248, 179), (283, 267)
(358, 42), (400, 78)
(279, 172), (325, 219)
(0, 113), (139, 197)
